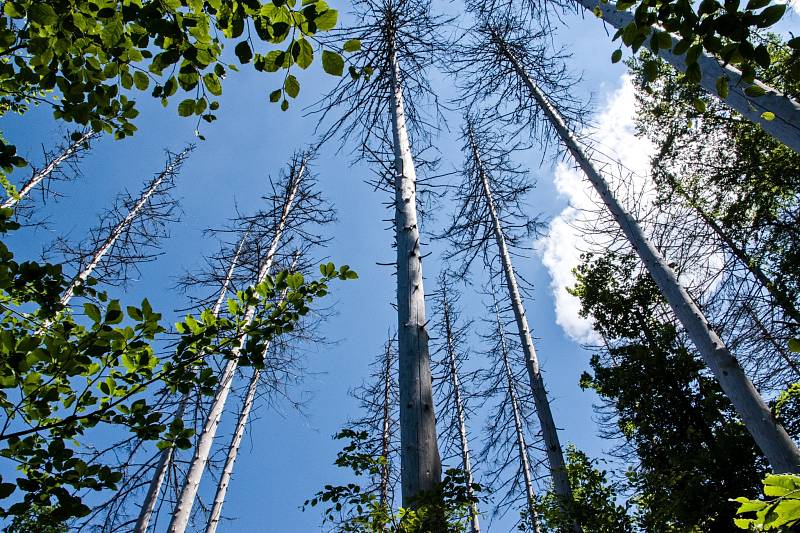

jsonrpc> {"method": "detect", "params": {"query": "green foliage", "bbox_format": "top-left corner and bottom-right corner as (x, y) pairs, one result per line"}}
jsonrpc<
(0, 0), (358, 170)
(533, 445), (634, 533)
(0, 207), (352, 521)
(304, 429), (480, 532)
(571, 252), (768, 531)
(601, 0), (799, 96)
(733, 474), (800, 530)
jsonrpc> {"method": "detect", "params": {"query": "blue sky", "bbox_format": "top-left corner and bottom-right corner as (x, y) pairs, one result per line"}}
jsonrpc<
(5, 3), (798, 531)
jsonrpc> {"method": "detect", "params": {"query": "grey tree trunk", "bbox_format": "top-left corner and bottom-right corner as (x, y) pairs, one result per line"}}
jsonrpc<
(497, 38), (800, 473)
(441, 288), (481, 533)
(468, 130), (577, 527)
(134, 231), (249, 533)
(168, 164), (303, 533)
(59, 146), (189, 308)
(1, 130), (98, 209)
(577, 0), (800, 154)
(204, 365), (261, 533)
(491, 293), (542, 533)
(577, 0), (800, 152)
(389, 42), (442, 504)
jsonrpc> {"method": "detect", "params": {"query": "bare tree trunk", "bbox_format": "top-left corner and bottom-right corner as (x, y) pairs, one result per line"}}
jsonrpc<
(168, 163), (304, 533)
(2, 130), (98, 209)
(491, 294), (542, 533)
(204, 365), (261, 533)
(135, 231), (249, 533)
(468, 130), (577, 528)
(388, 41), (442, 505)
(59, 146), (190, 308)
(441, 288), (480, 533)
(497, 38), (800, 473)
(577, 0), (800, 154)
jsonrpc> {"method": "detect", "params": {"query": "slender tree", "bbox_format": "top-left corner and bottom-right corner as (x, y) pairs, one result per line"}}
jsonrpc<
(439, 118), (576, 522)
(1, 129), (98, 209)
(479, 284), (542, 533)
(134, 230), (250, 533)
(168, 153), (309, 533)
(455, 15), (800, 472)
(56, 145), (191, 307)
(431, 273), (481, 533)
(204, 253), (301, 533)
(312, 0), (451, 504)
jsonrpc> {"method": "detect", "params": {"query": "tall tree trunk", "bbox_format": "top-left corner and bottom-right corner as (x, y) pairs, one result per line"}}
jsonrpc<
(495, 36), (800, 473)
(491, 293), (542, 533)
(168, 162), (304, 533)
(2, 130), (98, 209)
(388, 40), (442, 505)
(59, 146), (190, 308)
(441, 287), (480, 533)
(468, 129), (577, 528)
(577, 0), (800, 154)
(135, 231), (249, 533)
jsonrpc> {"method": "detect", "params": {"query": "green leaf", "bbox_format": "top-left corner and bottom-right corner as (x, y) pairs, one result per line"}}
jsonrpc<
(84, 303), (101, 323)
(0, 482), (15, 498)
(133, 72), (150, 91)
(343, 39), (361, 52)
(744, 85), (766, 97)
(203, 73), (222, 96)
(789, 339), (800, 353)
(284, 74), (300, 98)
(756, 4), (786, 27)
(281, 99), (289, 111)
(693, 98), (707, 113)
(322, 50), (344, 76)
(611, 49), (622, 63)
(235, 41), (253, 64)
(178, 99), (195, 117)
(716, 76), (729, 99)
(643, 60), (658, 82)
(761, 111), (775, 121)
(314, 9), (338, 31)
(296, 39), (314, 69)
(28, 3), (57, 25)
(269, 89), (282, 102)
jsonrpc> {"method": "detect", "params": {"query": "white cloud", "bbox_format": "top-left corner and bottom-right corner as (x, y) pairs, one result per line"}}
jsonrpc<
(538, 74), (655, 345)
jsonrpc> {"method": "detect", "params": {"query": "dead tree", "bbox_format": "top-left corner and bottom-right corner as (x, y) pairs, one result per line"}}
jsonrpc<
(349, 333), (402, 515)
(431, 273), (481, 533)
(439, 118), (576, 522)
(310, 0), (452, 504)
(55, 145), (191, 307)
(453, 14), (800, 473)
(168, 150), (336, 533)
(2, 129), (98, 210)
(134, 230), (250, 533)
(478, 282), (542, 533)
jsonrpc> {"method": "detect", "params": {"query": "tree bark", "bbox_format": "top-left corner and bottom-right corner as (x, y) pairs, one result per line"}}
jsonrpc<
(59, 146), (190, 308)
(441, 288), (481, 533)
(468, 129), (577, 529)
(380, 337), (394, 512)
(491, 293), (542, 533)
(2, 130), (98, 209)
(576, 0), (800, 154)
(135, 231), (249, 533)
(389, 39), (442, 505)
(168, 163), (303, 533)
(496, 36), (800, 473)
